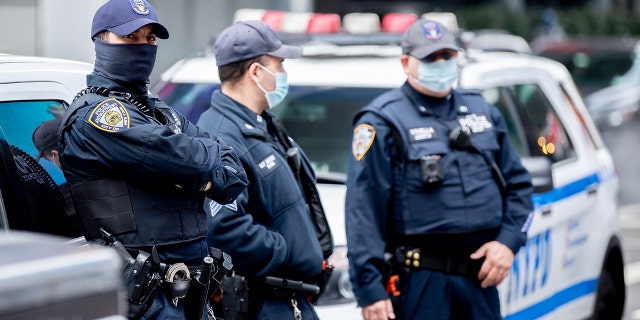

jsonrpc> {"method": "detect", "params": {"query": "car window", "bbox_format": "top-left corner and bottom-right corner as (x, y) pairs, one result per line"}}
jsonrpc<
(484, 83), (576, 163)
(0, 190), (7, 230)
(0, 126), (10, 231)
(274, 86), (388, 174)
(0, 100), (67, 184)
(156, 82), (220, 124)
(0, 100), (82, 237)
(159, 81), (576, 171)
(560, 84), (601, 149)
(480, 87), (529, 157)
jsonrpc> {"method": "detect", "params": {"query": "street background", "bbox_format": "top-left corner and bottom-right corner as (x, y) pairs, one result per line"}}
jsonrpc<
(1, 0), (639, 86)
(1, 0), (639, 318)
(603, 124), (640, 320)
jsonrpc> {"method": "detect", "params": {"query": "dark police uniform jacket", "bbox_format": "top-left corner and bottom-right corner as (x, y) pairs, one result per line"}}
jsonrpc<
(197, 90), (324, 319)
(59, 75), (246, 264)
(346, 82), (534, 306)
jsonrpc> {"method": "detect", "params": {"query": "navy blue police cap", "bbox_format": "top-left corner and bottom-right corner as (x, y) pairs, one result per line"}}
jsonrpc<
(401, 19), (460, 59)
(214, 20), (302, 67)
(91, 0), (169, 40)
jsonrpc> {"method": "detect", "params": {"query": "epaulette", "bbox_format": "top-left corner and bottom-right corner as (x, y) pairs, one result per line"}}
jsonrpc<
(72, 86), (110, 103)
(367, 88), (405, 112)
(73, 86), (151, 117)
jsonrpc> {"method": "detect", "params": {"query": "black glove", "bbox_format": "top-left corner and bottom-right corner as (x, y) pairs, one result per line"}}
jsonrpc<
(206, 146), (248, 204)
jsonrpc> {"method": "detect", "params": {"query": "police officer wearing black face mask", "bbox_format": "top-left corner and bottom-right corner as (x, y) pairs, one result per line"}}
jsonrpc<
(346, 20), (534, 320)
(58, 1), (248, 319)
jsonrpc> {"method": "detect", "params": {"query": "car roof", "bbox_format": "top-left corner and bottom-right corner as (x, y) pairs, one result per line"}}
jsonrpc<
(461, 49), (573, 85)
(0, 54), (92, 103)
(160, 44), (571, 89)
(0, 54), (92, 84)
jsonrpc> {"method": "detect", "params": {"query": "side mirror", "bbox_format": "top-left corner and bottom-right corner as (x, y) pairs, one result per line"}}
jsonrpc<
(520, 157), (553, 194)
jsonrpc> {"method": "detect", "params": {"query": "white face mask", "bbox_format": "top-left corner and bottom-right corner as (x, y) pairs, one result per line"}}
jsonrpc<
(256, 64), (289, 109)
(413, 58), (459, 93)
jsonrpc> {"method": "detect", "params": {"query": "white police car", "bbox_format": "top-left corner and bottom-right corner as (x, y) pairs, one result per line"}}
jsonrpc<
(153, 14), (625, 320)
(0, 54), (125, 319)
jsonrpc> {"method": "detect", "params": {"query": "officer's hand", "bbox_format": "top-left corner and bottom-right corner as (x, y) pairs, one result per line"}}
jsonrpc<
(362, 299), (395, 320)
(205, 146), (248, 204)
(470, 241), (514, 288)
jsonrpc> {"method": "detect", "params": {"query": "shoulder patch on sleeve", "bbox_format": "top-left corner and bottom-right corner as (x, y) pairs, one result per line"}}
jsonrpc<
(352, 124), (376, 161)
(88, 98), (130, 132)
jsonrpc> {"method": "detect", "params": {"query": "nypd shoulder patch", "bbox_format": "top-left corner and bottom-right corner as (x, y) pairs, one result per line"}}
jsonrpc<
(88, 98), (130, 133)
(352, 124), (376, 161)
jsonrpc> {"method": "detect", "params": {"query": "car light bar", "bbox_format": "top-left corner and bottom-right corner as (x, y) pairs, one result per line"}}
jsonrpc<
(232, 8), (459, 35)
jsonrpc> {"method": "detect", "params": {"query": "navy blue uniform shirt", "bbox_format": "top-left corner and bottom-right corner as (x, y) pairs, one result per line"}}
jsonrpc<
(346, 82), (534, 307)
(60, 75), (246, 263)
(197, 90), (324, 319)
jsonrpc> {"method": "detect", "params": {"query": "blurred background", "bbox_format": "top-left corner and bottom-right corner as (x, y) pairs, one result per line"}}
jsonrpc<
(1, 0), (639, 86)
(1, 0), (640, 318)
(13, 0), (640, 201)
(1, 0), (639, 233)
(2, 0), (639, 241)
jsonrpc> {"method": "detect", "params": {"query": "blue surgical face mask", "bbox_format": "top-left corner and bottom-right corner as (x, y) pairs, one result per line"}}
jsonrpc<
(256, 64), (289, 109)
(414, 58), (459, 93)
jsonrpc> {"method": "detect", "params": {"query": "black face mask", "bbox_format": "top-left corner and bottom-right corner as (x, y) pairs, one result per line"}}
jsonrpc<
(93, 38), (157, 93)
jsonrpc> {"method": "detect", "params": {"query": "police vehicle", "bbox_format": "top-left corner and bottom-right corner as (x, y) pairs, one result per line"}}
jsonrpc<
(0, 53), (125, 319)
(153, 10), (626, 320)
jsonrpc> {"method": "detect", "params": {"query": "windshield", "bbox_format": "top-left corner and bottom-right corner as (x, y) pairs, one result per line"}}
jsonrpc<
(155, 82), (220, 123)
(274, 87), (388, 174)
(157, 82), (572, 175)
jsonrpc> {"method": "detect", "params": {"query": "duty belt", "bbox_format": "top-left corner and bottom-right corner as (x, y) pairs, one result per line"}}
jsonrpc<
(397, 247), (484, 279)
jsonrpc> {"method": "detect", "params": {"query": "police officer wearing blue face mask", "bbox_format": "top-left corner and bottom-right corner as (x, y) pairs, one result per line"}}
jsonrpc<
(197, 20), (334, 320)
(58, 0), (248, 319)
(346, 20), (534, 320)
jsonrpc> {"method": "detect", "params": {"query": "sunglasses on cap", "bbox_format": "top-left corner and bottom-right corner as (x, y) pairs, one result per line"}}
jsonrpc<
(422, 50), (458, 63)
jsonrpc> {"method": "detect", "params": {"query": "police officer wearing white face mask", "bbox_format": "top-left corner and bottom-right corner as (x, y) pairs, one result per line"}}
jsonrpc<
(197, 20), (334, 320)
(346, 20), (534, 320)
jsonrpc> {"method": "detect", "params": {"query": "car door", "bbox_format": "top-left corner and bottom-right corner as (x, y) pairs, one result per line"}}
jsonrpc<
(460, 60), (602, 319)
(0, 80), (82, 236)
